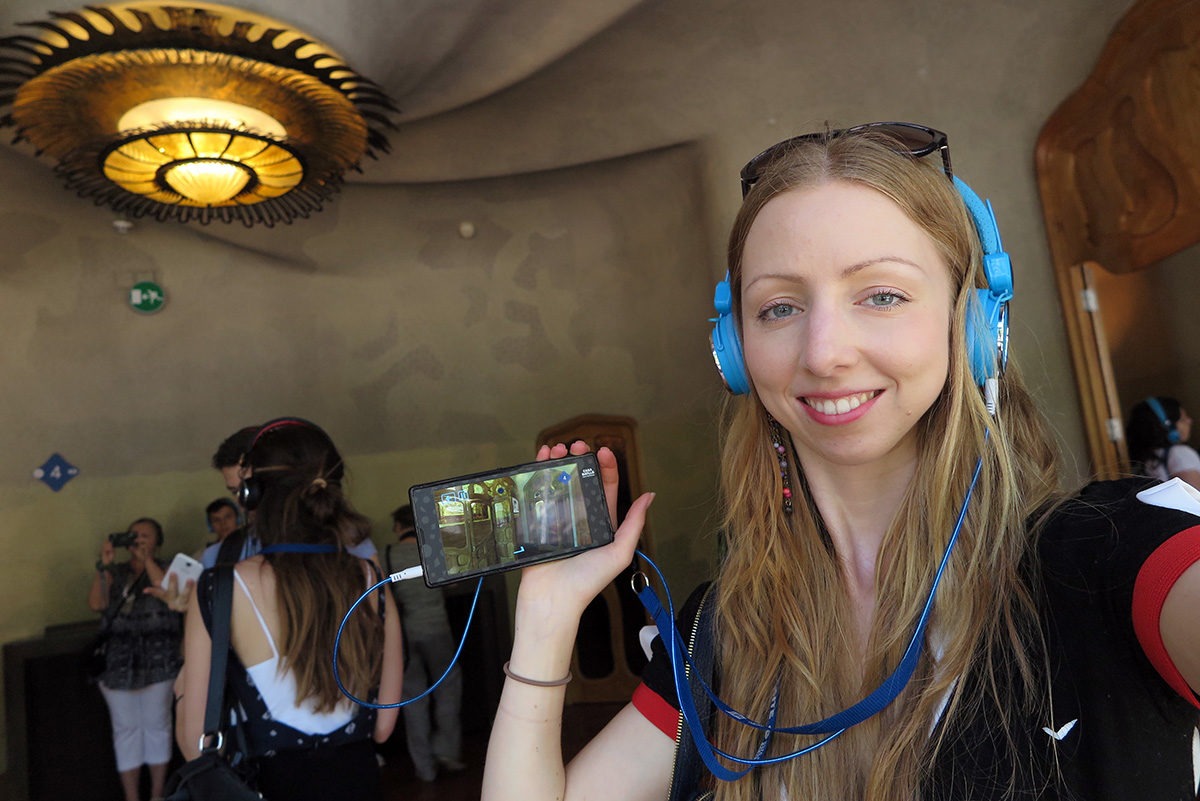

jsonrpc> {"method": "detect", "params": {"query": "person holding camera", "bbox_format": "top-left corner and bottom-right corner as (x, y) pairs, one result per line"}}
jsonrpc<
(176, 418), (402, 801)
(87, 517), (183, 801)
(481, 125), (1200, 800)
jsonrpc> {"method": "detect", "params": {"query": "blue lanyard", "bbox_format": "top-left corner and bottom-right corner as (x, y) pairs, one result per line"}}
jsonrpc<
(634, 453), (984, 780)
(260, 543), (340, 554)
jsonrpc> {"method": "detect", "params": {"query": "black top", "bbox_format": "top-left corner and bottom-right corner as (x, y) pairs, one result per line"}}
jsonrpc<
(640, 478), (1200, 800)
(100, 560), (183, 690)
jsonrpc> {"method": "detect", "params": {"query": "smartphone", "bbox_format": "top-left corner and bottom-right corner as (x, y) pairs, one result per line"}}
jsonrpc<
(408, 452), (614, 587)
(162, 552), (204, 591)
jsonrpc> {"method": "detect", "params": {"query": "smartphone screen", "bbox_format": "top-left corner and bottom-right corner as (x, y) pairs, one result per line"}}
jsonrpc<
(408, 453), (613, 586)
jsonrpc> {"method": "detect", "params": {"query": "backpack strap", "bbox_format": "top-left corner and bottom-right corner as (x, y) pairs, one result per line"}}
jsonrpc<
(215, 528), (248, 567)
(200, 564), (235, 752)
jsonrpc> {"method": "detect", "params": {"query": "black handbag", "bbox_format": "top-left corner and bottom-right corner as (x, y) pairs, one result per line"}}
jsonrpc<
(163, 752), (260, 801)
(84, 570), (142, 684)
(83, 631), (109, 683)
(164, 565), (261, 801)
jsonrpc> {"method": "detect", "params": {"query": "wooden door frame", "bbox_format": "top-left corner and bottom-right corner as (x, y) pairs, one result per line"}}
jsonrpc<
(1036, 0), (1200, 477)
(1056, 262), (1127, 477)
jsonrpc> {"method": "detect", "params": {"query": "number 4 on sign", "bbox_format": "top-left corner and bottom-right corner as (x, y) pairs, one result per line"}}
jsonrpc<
(33, 453), (80, 492)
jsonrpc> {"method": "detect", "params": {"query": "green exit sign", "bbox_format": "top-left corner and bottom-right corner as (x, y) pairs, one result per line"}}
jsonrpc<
(129, 281), (166, 314)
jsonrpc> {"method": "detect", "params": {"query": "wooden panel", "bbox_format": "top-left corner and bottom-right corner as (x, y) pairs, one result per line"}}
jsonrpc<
(1065, 263), (1129, 478)
(535, 414), (653, 705)
(4, 622), (127, 801)
(1035, 0), (1200, 475)
(1037, 0), (1200, 276)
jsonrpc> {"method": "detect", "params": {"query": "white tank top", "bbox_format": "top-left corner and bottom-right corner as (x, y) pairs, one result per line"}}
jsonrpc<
(232, 569), (355, 735)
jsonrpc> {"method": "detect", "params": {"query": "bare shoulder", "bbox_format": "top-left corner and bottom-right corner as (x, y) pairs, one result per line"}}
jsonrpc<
(233, 555), (271, 592)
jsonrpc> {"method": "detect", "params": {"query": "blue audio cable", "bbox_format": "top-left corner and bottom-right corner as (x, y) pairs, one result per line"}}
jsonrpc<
(332, 566), (483, 709)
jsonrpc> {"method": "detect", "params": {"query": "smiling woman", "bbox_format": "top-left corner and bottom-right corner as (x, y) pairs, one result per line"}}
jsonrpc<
(479, 123), (1200, 801)
(739, 182), (954, 479)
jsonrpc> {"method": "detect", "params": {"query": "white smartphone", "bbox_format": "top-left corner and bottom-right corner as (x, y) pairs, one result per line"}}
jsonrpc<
(161, 552), (204, 590)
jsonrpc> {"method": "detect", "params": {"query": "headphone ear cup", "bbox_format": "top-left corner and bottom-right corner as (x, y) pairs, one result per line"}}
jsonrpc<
(710, 275), (751, 395)
(966, 288), (1008, 388)
(711, 313), (750, 395)
(238, 477), (262, 511)
(1143, 397), (1181, 445)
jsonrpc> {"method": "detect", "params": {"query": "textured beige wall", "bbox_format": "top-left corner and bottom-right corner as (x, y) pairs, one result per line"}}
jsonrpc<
(0, 142), (724, 774)
(0, 0), (1136, 775)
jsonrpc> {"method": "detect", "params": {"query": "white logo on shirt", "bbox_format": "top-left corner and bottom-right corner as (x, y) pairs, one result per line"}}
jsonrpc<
(1042, 719), (1077, 741)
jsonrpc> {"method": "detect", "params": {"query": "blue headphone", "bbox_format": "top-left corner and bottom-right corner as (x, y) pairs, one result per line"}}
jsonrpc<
(1144, 397), (1181, 444)
(205, 498), (242, 533)
(710, 176), (1014, 394)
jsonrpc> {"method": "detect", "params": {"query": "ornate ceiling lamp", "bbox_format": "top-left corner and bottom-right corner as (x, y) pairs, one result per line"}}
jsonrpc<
(0, 2), (396, 226)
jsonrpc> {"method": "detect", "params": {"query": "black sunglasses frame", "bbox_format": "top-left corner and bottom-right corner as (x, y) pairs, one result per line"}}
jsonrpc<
(739, 122), (952, 198)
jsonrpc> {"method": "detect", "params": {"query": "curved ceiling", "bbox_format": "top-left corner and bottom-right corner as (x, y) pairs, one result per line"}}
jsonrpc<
(0, 0), (654, 184)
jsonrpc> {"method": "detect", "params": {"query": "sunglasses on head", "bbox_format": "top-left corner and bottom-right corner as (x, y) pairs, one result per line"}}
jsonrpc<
(739, 121), (952, 198)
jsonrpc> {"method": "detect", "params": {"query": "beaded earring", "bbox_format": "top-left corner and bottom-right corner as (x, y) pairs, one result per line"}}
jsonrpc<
(770, 419), (794, 514)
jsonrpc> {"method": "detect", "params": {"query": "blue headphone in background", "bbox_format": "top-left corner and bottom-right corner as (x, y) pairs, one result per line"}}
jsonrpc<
(205, 498), (243, 532)
(710, 176), (1014, 395)
(1144, 396), (1181, 444)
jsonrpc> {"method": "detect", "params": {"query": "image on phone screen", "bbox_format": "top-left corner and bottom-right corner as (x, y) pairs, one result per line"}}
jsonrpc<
(409, 453), (612, 586)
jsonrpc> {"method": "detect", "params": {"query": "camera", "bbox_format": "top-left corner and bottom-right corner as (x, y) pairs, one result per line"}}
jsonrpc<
(108, 531), (137, 548)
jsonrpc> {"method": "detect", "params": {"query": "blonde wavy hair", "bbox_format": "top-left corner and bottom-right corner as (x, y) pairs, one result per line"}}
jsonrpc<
(711, 131), (1062, 800)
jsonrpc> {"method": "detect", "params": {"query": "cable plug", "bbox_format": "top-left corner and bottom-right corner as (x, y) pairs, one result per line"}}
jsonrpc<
(389, 565), (424, 583)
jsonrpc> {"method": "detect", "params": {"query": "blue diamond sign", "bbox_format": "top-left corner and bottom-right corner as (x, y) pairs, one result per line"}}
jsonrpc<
(34, 453), (80, 491)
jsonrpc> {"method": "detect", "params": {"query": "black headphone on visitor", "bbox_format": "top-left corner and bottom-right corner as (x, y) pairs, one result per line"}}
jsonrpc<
(236, 416), (331, 511)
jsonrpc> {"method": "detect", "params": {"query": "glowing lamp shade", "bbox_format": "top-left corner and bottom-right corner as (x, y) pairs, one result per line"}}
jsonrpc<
(117, 97), (289, 139)
(102, 129), (304, 207)
(163, 160), (251, 204)
(0, 3), (396, 226)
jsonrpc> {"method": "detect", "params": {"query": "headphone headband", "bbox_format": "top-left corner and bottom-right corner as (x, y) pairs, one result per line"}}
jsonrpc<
(245, 417), (323, 459)
(238, 416), (331, 510)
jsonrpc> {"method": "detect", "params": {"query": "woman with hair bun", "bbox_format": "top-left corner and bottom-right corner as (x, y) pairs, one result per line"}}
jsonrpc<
(481, 124), (1200, 800)
(176, 418), (402, 801)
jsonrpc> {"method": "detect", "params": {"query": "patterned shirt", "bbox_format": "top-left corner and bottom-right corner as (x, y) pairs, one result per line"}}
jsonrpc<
(100, 560), (183, 690)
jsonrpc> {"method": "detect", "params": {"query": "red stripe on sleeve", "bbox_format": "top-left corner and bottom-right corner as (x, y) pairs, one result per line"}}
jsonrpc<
(632, 682), (681, 740)
(1132, 525), (1200, 710)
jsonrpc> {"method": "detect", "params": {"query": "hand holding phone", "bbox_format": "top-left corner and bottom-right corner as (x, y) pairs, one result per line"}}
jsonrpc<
(161, 552), (204, 591)
(408, 453), (614, 586)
